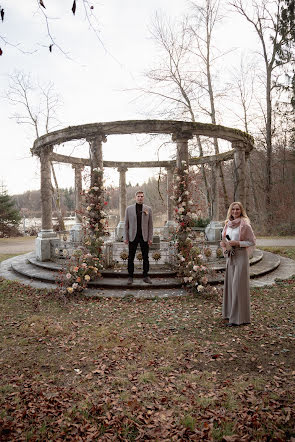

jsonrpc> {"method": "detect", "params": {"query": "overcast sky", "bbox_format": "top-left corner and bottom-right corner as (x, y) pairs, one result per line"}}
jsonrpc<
(0, 0), (260, 195)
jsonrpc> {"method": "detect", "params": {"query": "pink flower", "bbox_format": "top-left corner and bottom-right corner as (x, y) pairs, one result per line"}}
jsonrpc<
(201, 276), (208, 285)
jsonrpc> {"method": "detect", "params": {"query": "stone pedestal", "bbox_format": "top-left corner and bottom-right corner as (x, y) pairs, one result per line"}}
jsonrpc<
(115, 221), (125, 241)
(205, 221), (223, 242)
(35, 230), (58, 261)
(104, 242), (113, 268)
(150, 235), (160, 250)
(70, 223), (83, 243)
(163, 220), (177, 240)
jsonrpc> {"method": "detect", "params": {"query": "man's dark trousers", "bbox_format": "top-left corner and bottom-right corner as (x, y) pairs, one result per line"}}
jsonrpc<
(128, 233), (149, 277)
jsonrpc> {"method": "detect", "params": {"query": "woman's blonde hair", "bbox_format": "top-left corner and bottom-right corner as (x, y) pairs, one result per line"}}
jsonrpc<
(225, 201), (250, 225)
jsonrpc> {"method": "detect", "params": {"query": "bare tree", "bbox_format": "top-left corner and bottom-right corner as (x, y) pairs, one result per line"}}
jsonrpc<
(7, 71), (61, 137)
(228, 58), (261, 221)
(142, 1), (232, 219)
(6, 71), (65, 230)
(187, 0), (230, 217)
(142, 13), (213, 217)
(0, 1), (103, 57)
(231, 0), (294, 220)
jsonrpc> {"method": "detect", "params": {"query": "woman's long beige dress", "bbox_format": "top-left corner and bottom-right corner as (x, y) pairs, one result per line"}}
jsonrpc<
(222, 225), (254, 325)
(223, 248), (250, 324)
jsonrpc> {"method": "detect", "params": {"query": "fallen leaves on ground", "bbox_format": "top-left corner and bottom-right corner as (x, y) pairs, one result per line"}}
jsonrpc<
(0, 277), (295, 440)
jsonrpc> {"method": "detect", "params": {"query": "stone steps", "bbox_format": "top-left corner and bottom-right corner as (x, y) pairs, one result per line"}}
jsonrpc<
(209, 251), (280, 284)
(1, 249), (293, 295)
(27, 254), (178, 278)
(87, 277), (182, 289)
(9, 249), (280, 289)
(27, 250), (263, 274)
(207, 249), (263, 271)
(11, 254), (182, 290)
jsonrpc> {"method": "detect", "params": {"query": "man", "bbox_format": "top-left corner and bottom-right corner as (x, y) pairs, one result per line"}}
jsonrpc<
(124, 190), (153, 285)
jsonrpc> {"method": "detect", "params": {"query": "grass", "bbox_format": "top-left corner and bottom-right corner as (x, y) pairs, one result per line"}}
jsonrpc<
(0, 253), (20, 262)
(0, 240), (294, 439)
(0, 276), (295, 440)
(257, 246), (295, 260)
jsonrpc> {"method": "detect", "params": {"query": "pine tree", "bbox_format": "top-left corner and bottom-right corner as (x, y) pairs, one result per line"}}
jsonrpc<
(0, 191), (21, 237)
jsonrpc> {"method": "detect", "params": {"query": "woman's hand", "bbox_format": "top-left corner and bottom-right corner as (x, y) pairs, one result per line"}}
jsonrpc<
(220, 241), (226, 248)
(228, 240), (240, 247)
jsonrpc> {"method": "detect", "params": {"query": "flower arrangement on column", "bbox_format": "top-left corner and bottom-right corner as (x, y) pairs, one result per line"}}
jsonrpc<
(62, 167), (107, 294)
(173, 162), (214, 294)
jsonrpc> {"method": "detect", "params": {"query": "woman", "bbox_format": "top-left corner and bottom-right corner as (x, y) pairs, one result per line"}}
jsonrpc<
(220, 202), (256, 326)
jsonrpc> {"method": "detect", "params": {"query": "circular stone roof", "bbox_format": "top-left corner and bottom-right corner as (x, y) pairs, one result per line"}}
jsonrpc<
(32, 119), (254, 154)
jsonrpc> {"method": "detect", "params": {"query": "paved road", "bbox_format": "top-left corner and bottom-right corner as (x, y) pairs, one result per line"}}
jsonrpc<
(0, 236), (294, 255)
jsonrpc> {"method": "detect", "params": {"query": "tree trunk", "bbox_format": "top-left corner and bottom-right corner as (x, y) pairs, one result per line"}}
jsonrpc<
(206, 24), (229, 217)
(265, 66), (272, 219)
(249, 157), (260, 225)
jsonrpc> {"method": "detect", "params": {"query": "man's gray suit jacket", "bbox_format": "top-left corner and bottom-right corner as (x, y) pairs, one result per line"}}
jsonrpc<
(124, 204), (153, 243)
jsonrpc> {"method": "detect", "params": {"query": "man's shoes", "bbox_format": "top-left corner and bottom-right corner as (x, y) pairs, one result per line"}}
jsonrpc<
(143, 276), (152, 284)
(127, 277), (133, 286)
(226, 323), (239, 327)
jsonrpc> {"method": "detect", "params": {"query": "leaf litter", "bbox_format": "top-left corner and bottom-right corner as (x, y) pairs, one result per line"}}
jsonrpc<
(0, 277), (294, 440)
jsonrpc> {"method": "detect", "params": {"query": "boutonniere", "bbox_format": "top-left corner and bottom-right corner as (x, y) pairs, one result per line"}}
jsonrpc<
(143, 209), (148, 215)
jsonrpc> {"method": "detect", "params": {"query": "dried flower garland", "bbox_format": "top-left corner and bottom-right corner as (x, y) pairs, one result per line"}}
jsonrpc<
(62, 167), (107, 294)
(173, 164), (215, 294)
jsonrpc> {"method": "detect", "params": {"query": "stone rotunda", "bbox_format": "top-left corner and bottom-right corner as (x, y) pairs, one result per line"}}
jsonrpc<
(4, 118), (291, 291)
(31, 119), (254, 265)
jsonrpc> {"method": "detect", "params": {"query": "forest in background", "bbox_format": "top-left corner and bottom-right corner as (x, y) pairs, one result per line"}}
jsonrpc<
(12, 140), (295, 236)
(3, 0), (295, 236)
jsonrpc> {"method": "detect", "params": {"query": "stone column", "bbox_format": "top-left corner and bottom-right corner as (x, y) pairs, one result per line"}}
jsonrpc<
(88, 134), (106, 185)
(73, 164), (83, 224)
(35, 145), (58, 261)
(163, 166), (177, 239)
(166, 167), (174, 221)
(206, 159), (223, 242)
(211, 161), (219, 222)
(174, 133), (190, 170)
(70, 164), (84, 243)
(119, 167), (127, 221)
(40, 145), (53, 231)
(232, 141), (246, 206)
(115, 166), (127, 241)
(172, 132), (192, 242)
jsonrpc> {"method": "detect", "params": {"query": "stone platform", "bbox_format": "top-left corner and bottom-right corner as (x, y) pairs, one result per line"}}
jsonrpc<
(1, 249), (294, 298)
